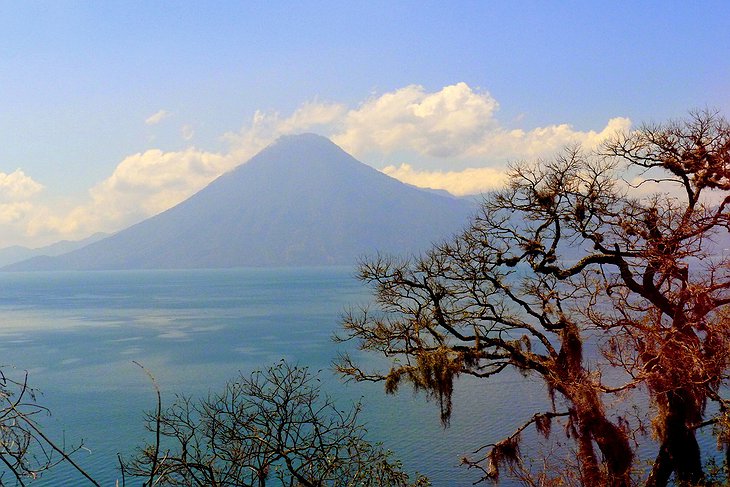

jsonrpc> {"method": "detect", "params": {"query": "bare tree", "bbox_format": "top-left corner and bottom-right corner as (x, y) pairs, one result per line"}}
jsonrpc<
(0, 368), (100, 486)
(336, 110), (730, 486)
(124, 360), (428, 487)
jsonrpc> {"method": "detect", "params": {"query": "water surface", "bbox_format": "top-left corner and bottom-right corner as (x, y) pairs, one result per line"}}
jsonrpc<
(0, 267), (563, 485)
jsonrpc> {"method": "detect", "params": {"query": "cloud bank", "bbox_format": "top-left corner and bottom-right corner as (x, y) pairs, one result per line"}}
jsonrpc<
(4, 83), (630, 247)
(0, 170), (43, 228)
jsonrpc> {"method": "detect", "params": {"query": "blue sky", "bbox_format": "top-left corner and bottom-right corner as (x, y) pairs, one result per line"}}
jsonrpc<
(0, 1), (728, 247)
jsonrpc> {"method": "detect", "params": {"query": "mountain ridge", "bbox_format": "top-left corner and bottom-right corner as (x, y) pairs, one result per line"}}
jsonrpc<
(0, 233), (109, 267)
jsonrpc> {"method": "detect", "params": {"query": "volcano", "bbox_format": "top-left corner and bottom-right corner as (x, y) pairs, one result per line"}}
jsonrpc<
(5, 134), (475, 270)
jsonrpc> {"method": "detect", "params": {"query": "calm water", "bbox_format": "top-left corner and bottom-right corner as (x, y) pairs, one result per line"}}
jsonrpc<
(0, 267), (564, 485)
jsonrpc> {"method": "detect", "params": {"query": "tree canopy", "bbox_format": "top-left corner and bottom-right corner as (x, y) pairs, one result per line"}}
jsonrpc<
(124, 361), (427, 487)
(336, 110), (730, 486)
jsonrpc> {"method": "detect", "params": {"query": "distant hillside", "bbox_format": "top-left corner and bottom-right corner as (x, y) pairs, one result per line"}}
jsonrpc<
(0, 233), (108, 267)
(4, 134), (476, 271)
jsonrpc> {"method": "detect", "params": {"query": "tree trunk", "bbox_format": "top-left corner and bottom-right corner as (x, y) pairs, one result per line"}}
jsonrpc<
(645, 390), (704, 487)
(574, 404), (633, 487)
(556, 322), (633, 487)
(561, 382), (633, 487)
(574, 418), (602, 485)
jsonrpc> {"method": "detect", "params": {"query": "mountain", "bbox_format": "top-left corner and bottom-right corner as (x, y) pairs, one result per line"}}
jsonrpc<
(0, 233), (108, 267)
(4, 134), (475, 271)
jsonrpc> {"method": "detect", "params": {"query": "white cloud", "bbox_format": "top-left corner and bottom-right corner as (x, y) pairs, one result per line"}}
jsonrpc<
(382, 164), (507, 196)
(92, 148), (229, 212)
(472, 116), (632, 160)
(0, 170), (44, 202)
(145, 109), (170, 125)
(221, 83), (628, 176)
(26, 148), (232, 238)
(0, 171), (44, 246)
(0, 202), (34, 224)
(6, 83), (632, 247)
(331, 83), (630, 166)
(332, 83), (499, 158)
(327, 83), (630, 195)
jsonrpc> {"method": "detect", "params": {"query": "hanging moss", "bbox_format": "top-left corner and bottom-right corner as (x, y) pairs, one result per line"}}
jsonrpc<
(379, 347), (467, 425)
(535, 413), (552, 439)
(486, 434), (522, 482)
(385, 367), (408, 395)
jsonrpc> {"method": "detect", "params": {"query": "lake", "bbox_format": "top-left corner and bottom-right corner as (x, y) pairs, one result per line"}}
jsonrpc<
(0, 267), (626, 486)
